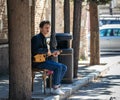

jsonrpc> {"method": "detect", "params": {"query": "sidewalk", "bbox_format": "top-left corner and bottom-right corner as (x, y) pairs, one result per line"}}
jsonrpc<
(0, 55), (120, 100)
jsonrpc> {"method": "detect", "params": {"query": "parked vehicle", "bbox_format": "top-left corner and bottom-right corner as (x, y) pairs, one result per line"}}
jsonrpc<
(88, 24), (120, 51)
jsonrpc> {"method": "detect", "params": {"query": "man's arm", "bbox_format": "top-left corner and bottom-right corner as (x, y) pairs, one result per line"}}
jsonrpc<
(31, 36), (48, 56)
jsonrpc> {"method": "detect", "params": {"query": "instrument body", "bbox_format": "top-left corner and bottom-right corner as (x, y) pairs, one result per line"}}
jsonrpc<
(33, 50), (62, 63)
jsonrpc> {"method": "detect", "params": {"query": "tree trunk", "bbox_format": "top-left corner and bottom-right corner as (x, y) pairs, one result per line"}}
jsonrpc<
(51, 0), (55, 35)
(49, 0), (57, 62)
(50, 0), (57, 50)
(7, 0), (32, 100)
(31, 0), (35, 37)
(64, 0), (70, 33)
(79, 4), (88, 60)
(72, 0), (82, 78)
(89, 1), (100, 65)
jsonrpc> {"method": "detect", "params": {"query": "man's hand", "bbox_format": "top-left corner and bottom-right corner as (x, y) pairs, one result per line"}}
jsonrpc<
(52, 51), (60, 57)
(47, 50), (52, 56)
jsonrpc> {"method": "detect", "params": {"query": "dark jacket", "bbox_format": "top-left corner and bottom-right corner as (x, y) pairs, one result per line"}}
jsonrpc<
(31, 33), (48, 67)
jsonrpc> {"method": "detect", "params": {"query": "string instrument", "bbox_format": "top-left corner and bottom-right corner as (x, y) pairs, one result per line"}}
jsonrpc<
(33, 50), (62, 63)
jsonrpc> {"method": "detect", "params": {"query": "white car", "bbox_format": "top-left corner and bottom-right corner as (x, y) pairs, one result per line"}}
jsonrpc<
(88, 24), (120, 52)
(99, 24), (120, 51)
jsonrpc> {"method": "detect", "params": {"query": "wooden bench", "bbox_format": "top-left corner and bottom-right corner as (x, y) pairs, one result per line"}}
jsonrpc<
(32, 68), (53, 94)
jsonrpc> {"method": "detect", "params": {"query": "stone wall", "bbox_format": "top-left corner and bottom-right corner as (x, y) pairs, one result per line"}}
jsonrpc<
(34, 0), (67, 34)
(0, 0), (8, 41)
(0, 0), (73, 37)
(34, 0), (74, 34)
(34, 0), (47, 34)
(55, 0), (64, 33)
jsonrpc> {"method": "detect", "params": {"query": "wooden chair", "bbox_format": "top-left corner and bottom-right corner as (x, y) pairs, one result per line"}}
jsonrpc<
(32, 68), (53, 94)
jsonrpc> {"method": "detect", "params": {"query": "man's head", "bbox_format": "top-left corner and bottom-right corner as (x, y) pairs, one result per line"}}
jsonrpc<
(39, 20), (51, 37)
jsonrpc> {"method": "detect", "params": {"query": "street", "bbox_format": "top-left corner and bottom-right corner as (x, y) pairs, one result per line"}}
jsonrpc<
(68, 56), (120, 100)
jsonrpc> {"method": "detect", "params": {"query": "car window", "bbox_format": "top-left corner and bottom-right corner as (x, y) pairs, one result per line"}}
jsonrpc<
(105, 29), (112, 36)
(118, 29), (120, 36)
(100, 28), (120, 37)
(100, 29), (106, 36)
(113, 29), (119, 36)
(100, 29), (112, 36)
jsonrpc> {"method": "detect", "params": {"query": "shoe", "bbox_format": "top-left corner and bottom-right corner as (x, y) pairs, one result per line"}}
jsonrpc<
(52, 88), (65, 95)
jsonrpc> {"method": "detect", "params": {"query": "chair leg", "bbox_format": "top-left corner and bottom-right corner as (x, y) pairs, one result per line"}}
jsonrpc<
(43, 70), (47, 94)
(32, 72), (35, 92)
(49, 74), (52, 93)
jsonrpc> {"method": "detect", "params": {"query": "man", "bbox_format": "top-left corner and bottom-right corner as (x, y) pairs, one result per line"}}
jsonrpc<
(31, 21), (67, 95)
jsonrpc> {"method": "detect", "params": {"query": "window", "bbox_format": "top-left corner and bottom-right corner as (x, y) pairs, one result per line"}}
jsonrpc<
(118, 29), (120, 36)
(101, 29), (120, 36)
(100, 29), (106, 36)
(105, 29), (112, 36)
(100, 29), (112, 36)
(113, 29), (120, 36)
(113, 29), (118, 36)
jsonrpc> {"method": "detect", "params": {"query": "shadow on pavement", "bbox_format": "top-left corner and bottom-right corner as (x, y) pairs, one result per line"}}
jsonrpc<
(68, 74), (120, 100)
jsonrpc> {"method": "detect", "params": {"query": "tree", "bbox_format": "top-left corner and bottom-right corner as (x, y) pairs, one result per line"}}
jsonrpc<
(64, 0), (70, 48)
(7, 0), (32, 100)
(50, 0), (57, 50)
(89, 1), (100, 65)
(79, 3), (88, 60)
(64, 0), (70, 33)
(72, 0), (82, 78)
(89, 0), (111, 65)
(31, 0), (35, 37)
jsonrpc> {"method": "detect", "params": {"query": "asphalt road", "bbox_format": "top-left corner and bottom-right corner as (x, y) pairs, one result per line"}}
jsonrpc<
(68, 58), (120, 100)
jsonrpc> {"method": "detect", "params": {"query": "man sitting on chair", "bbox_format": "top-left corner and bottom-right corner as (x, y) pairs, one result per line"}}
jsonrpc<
(31, 20), (67, 95)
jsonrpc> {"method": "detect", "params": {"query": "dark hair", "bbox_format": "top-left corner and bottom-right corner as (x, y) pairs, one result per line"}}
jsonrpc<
(39, 20), (50, 28)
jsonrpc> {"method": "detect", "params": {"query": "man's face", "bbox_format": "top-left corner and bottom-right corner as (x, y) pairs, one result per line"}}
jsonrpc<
(40, 24), (50, 37)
